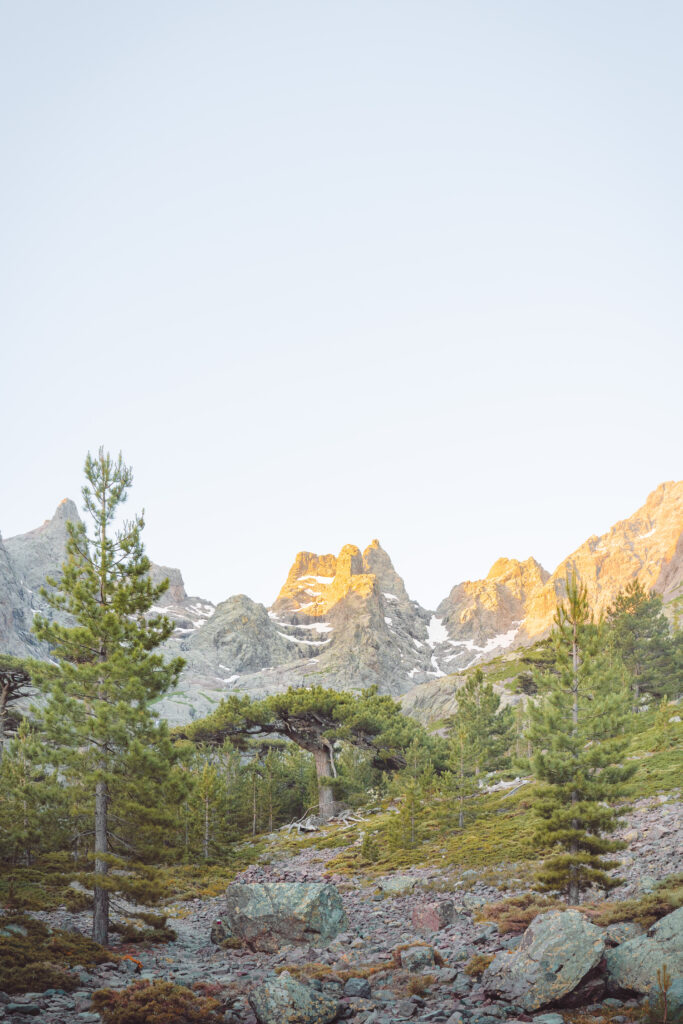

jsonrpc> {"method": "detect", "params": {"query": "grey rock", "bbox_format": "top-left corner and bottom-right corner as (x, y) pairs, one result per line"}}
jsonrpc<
(482, 909), (605, 1011)
(223, 882), (347, 952)
(248, 970), (338, 1024)
(5, 1006), (42, 1016)
(380, 876), (416, 897)
(605, 907), (683, 996)
(604, 922), (645, 946)
(400, 945), (436, 971)
(344, 977), (372, 998)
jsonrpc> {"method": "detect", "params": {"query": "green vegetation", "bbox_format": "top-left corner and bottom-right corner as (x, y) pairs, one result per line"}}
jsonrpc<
(31, 450), (186, 944)
(178, 684), (445, 819)
(464, 953), (495, 977)
(0, 912), (115, 994)
(444, 667), (513, 828)
(528, 575), (636, 902)
(92, 979), (223, 1024)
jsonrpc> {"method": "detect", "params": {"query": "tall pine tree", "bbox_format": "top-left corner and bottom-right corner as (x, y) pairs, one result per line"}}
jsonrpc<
(446, 668), (514, 828)
(606, 580), (677, 706)
(529, 575), (634, 903)
(33, 450), (184, 944)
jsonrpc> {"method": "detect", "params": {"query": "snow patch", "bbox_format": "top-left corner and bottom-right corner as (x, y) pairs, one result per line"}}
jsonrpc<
(448, 624), (520, 657)
(427, 615), (449, 646)
(383, 593), (398, 602)
(277, 631), (330, 646)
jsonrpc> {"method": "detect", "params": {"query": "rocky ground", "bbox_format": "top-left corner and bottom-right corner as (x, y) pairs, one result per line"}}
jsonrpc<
(1, 795), (681, 1024)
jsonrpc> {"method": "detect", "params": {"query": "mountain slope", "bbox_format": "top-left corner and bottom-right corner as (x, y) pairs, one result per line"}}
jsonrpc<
(0, 481), (680, 725)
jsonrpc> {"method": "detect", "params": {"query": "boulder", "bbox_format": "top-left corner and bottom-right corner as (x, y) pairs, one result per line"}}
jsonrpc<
(379, 875), (416, 896)
(605, 906), (683, 997)
(248, 971), (338, 1024)
(412, 900), (458, 932)
(400, 944), (436, 971)
(482, 909), (605, 1011)
(343, 977), (371, 998)
(223, 882), (347, 952)
(604, 921), (645, 946)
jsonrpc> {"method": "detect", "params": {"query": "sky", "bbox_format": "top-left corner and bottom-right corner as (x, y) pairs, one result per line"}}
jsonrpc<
(1, 1), (681, 610)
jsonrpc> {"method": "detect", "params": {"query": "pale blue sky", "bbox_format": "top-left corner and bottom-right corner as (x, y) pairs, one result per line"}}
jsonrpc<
(1, 1), (681, 609)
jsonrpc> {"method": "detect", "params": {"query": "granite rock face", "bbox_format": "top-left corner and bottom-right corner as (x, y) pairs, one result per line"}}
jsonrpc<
(482, 909), (606, 1011)
(605, 906), (683, 997)
(223, 882), (348, 952)
(248, 970), (338, 1024)
(1, 483), (681, 725)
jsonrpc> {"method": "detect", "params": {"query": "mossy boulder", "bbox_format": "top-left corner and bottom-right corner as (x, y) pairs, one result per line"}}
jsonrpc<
(378, 875), (415, 896)
(248, 970), (338, 1024)
(605, 906), (683, 997)
(223, 883), (347, 953)
(482, 909), (605, 1011)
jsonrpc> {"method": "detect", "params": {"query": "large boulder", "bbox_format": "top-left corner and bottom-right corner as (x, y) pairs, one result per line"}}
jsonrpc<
(223, 882), (348, 952)
(605, 907), (683, 997)
(248, 971), (338, 1024)
(482, 909), (605, 1011)
(412, 900), (459, 932)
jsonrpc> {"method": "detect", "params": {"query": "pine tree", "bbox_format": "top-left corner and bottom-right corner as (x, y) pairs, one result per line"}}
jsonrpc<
(387, 738), (435, 850)
(180, 685), (443, 820)
(0, 720), (68, 864)
(606, 580), (677, 706)
(446, 668), (514, 828)
(0, 656), (32, 762)
(32, 449), (184, 944)
(529, 575), (635, 903)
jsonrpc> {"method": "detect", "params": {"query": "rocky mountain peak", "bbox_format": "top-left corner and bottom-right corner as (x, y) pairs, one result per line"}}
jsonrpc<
(4, 499), (81, 592)
(362, 539), (410, 602)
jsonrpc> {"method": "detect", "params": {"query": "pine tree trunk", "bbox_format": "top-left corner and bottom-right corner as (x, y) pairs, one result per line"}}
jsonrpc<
(203, 794), (210, 860)
(0, 681), (8, 764)
(569, 619), (580, 905)
(314, 746), (335, 819)
(93, 778), (109, 945)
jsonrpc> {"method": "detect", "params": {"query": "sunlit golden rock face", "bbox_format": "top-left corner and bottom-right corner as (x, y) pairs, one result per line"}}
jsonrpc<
(520, 480), (683, 639)
(434, 481), (682, 661)
(273, 542), (383, 619)
(437, 557), (550, 648)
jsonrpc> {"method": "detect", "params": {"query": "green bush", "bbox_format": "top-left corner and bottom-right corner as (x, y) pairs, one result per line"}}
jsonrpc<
(0, 913), (115, 994)
(92, 979), (224, 1024)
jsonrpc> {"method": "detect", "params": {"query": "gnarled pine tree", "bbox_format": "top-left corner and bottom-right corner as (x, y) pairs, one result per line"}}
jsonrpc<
(33, 450), (184, 944)
(177, 685), (438, 819)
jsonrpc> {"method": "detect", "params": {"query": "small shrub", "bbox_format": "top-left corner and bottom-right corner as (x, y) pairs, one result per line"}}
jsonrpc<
(0, 912), (115, 994)
(464, 953), (494, 978)
(406, 974), (436, 995)
(642, 963), (673, 1024)
(92, 979), (223, 1024)
(588, 877), (683, 930)
(477, 893), (561, 934)
(63, 887), (93, 912)
(361, 835), (380, 863)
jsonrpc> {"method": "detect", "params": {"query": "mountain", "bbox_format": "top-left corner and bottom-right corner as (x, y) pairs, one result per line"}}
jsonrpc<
(429, 481), (683, 669)
(0, 482), (681, 724)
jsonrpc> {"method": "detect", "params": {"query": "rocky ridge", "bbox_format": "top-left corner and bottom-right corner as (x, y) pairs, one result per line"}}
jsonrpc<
(0, 482), (681, 725)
